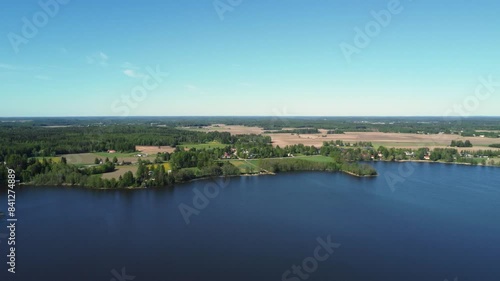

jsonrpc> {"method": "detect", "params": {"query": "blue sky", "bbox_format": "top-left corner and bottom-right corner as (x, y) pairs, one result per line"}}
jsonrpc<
(1, 0), (499, 117)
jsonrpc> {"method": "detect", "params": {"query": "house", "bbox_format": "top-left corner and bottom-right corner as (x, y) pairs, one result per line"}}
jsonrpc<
(107, 150), (116, 154)
(424, 155), (431, 160)
(404, 151), (414, 157)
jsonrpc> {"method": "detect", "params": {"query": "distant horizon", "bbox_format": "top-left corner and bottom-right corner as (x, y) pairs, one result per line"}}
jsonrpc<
(1, 115), (500, 119)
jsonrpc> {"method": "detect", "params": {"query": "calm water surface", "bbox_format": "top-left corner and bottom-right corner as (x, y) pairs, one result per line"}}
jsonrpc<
(1, 162), (499, 281)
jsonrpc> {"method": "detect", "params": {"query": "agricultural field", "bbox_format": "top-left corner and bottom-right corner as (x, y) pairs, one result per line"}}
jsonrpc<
(228, 157), (335, 173)
(228, 159), (260, 173)
(187, 125), (500, 150)
(136, 145), (176, 154)
(63, 153), (100, 165)
(94, 152), (138, 158)
(100, 165), (138, 180)
(181, 124), (264, 135)
(35, 156), (61, 163)
(267, 132), (500, 148)
(179, 141), (228, 150)
(293, 155), (336, 163)
(62, 152), (156, 165)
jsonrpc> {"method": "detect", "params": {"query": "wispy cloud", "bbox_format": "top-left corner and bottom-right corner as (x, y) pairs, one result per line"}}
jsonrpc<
(0, 63), (31, 71)
(120, 62), (145, 78)
(86, 51), (109, 66)
(0, 63), (17, 70)
(121, 62), (140, 70)
(123, 69), (145, 78)
(0, 63), (39, 72)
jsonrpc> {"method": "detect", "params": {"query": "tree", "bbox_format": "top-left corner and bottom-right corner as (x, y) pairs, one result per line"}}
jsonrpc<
(122, 171), (135, 187)
(136, 161), (148, 182)
(112, 156), (118, 163)
(94, 157), (100, 165)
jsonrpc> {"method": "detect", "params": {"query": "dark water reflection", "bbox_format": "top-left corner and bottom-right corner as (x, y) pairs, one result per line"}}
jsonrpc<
(0, 162), (499, 281)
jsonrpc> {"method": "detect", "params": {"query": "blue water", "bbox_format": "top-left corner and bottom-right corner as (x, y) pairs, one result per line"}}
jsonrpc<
(0, 162), (499, 281)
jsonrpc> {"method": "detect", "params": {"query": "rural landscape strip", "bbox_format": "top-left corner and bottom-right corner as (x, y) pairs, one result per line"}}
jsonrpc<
(1, 117), (499, 189)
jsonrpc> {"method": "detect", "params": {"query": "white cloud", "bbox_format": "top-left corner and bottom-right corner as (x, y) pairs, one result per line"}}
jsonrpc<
(123, 69), (144, 78)
(99, 52), (108, 60)
(86, 51), (109, 66)
(0, 63), (38, 71)
(121, 62), (139, 69)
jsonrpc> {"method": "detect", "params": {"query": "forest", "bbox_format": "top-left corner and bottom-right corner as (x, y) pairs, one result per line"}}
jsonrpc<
(2, 116), (500, 136)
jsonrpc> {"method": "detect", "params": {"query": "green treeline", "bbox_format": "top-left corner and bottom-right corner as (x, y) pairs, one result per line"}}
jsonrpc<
(450, 140), (472, 147)
(341, 163), (378, 177)
(258, 158), (339, 173)
(0, 125), (234, 157)
(3, 116), (500, 137)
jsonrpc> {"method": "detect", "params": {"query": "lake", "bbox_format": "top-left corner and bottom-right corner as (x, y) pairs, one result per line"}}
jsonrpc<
(1, 162), (499, 281)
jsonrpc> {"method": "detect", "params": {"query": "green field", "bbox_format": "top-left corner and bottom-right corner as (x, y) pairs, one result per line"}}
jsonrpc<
(35, 156), (61, 163)
(179, 141), (227, 150)
(228, 156), (334, 173)
(94, 152), (140, 158)
(228, 159), (260, 173)
(62, 152), (155, 165)
(293, 155), (335, 163)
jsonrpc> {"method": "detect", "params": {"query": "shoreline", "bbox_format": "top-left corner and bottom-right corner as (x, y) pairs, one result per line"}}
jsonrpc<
(341, 170), (378, 178)
(385, 159), (499, 167)
(15, 159), (497, 190)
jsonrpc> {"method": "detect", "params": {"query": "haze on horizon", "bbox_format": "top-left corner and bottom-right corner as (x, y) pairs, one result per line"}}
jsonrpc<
(1, 0), (499, 117)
